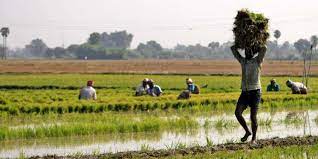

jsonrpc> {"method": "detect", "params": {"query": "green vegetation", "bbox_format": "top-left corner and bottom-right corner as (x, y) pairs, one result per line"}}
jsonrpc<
(0, 74), (317, 115)
(0, 74), (317, 142)
(0, 113), (198, 140)
(164, 144), (318, 159)
(282, 112), (305, 126)
(214, 118), (238, 130)
(259, 118), (272, 126)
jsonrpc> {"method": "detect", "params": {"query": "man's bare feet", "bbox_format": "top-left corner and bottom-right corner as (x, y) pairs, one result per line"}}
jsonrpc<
(250, 140), (256, 144)
(241, 132), (251, 142)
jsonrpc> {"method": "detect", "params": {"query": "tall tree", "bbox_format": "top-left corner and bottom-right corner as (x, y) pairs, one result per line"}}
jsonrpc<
(25, 38), (48, 57)
(274, 30), (281, 42)
(294, 39), (311, 55)
(137, 40), (163, 58)
(100, 31), (133, 49)
(208, 42), (220, 50)
(88, 32), (101, 45)
(310, 35), (318, 49)
(273, 30), (281, 60)
(0, 27), (10, 59)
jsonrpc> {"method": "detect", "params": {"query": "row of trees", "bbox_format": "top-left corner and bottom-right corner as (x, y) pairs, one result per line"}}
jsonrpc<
(7, 30), (318, 60)
(10, 31), (133, 59)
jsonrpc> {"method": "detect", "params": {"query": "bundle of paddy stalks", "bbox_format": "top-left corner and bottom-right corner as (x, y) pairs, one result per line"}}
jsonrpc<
(233, 9), (269, 54)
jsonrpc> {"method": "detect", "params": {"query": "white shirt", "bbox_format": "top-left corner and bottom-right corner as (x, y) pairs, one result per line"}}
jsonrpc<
(79, 86), (97, 100)
(136, 84), (149, 95)
(291, 82), (307, 93)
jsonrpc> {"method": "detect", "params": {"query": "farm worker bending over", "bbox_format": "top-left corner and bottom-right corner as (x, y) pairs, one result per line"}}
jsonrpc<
(135, 78), (150, 96)
(79, 80), (97, 100)
(186, 78), (200, 94)
(266, 79), (280, 92)
(231, 45), (267, 143)
(147, 79), (163, 97)
(286, 80), (307, 94)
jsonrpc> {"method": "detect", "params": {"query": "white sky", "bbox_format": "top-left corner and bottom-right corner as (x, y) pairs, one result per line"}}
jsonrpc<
(1, 0), (318, 48)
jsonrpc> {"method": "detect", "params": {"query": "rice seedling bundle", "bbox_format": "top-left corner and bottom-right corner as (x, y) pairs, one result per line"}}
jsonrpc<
(233, 9), (269, 55)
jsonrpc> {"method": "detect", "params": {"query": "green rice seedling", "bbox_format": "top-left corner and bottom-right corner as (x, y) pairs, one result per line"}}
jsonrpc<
(282, 112), (304, 126)
(214, 118), (238, 130)
(71, 152), (84, 158)
(8, 107), (19, 115)
(175, 142), (187, 149)
(57, 106), (64, 114)
(92, 149), (100, 156)
(165, 143), (175, 151)
(18, 150), (26, 159)
(0, 113), (200, 140)
(203, 119), (212, 129)
(206, 136), (214, 147)
(140, 144), (152, 152)
(67, 105), (74, 113)
(259, 118), (272, 127)
(41, 106), (50, 114)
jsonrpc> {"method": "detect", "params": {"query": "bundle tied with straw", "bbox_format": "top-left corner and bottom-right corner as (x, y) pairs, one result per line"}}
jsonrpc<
(233, 9), (270, 55)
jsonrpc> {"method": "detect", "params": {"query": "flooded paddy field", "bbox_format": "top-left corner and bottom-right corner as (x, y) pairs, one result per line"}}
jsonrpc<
(1, 109), (317, 158)
(1, 74), (318, 158)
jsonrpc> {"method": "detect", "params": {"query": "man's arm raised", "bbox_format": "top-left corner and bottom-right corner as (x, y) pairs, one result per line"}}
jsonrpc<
(256, 46), (267, 64)
(231, 45), (243, 63)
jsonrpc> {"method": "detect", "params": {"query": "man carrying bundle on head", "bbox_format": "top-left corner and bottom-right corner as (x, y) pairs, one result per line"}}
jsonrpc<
(135, 78), (150, 96)
(79, 80), (97, 100)
(231, 9), (269, 144)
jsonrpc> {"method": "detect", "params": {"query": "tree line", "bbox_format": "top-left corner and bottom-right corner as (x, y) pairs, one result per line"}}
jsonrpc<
(6, 30), (318, 60)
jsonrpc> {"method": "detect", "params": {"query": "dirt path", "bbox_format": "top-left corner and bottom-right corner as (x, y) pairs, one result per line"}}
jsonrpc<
(1, 60), (317, 76)
(29, 136), (318, 159)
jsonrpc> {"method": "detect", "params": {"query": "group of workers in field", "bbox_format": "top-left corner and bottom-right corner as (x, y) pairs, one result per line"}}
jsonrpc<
(134, 77), (200, 98)
(78, 77), (201, 100)
(267, 79), (308, 94)
(78, 46), (308, 144)
(135, 78), (163, 97)
(78, 78), (308, 100)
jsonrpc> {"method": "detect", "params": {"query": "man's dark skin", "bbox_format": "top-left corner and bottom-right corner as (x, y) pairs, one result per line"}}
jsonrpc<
(231, 45), (266, 143)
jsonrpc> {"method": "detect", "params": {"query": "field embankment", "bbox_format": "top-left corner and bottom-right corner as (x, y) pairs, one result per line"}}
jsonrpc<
(28, 136), (318, 159)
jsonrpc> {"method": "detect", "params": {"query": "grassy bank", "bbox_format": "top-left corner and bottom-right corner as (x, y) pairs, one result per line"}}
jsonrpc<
(166, 143), (318, 159)
(27, 136), (318, 159)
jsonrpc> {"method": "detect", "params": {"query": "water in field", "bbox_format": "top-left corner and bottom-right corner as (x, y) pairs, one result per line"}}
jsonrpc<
(1, 110), (318, 158)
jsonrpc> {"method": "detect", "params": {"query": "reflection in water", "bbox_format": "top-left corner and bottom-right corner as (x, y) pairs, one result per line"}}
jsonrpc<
(1, 110), (318, 158)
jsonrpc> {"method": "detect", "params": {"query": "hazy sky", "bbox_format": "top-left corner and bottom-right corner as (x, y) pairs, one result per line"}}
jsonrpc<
(1, 0), (318, 48)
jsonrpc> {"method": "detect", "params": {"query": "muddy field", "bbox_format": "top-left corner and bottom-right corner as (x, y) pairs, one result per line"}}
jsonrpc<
(0, 60), (317, 76)
(29, 136), (318, 159)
